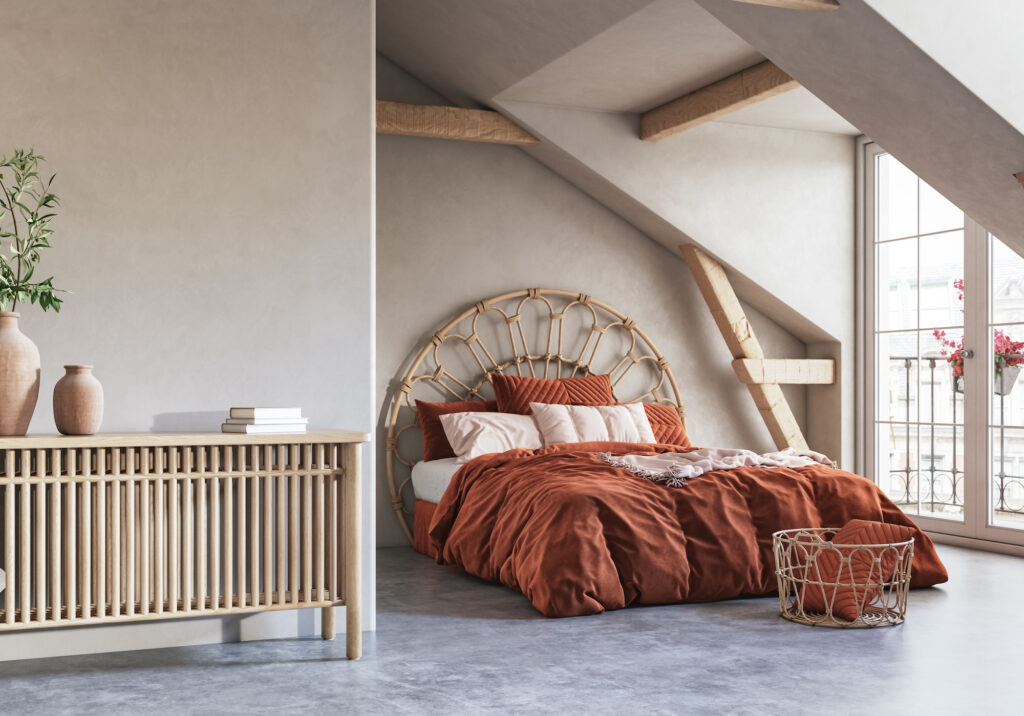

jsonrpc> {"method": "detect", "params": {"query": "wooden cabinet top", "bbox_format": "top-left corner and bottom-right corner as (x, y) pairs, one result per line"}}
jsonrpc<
(0, 431), (371, 449)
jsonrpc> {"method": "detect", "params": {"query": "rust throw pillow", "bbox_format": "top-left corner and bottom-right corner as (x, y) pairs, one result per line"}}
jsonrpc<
(801, 519), (916, 621)
(491, 374), (614, 415)
(642, 403), (691, 448)
(415, 399), (497, 461)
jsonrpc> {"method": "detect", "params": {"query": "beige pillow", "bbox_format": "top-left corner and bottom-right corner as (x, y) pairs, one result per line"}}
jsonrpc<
(438, 412), (543, 463)
(529, 402), (657, 445)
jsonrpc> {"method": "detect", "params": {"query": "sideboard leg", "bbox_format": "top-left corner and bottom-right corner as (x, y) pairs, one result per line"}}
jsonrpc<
(343, 444), (362, 660)
(321, 606), (335, 640)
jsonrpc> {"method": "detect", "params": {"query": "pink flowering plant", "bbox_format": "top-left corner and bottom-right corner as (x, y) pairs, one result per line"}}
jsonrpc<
(933, 279), (1024, 378)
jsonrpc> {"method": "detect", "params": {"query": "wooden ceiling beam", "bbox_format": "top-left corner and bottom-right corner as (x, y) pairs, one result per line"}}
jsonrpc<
(376, 100), (540, 146)
(640, 61), (799, 142)
(732, 0), (838, 10)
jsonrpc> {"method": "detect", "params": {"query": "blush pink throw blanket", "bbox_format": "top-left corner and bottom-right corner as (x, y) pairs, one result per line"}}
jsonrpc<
(599, 447), (837, 487)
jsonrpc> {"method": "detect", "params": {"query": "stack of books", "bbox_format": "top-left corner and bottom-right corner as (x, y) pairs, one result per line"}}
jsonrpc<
(221, 407), (308, 434)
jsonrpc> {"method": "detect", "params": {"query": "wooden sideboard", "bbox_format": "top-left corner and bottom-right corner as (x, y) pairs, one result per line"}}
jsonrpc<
(0, 431), (369, 659)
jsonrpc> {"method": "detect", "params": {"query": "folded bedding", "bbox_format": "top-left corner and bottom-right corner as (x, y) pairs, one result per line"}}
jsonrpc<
(600, 446), (837, 486)
(429, 441), (948, 618)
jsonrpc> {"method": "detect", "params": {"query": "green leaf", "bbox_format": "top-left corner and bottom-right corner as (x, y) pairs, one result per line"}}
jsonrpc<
(0, 148), (62, 315)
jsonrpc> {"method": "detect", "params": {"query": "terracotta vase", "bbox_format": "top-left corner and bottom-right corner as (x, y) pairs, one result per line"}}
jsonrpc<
(53, 365), (103, 435)
(0, 312), (41, 436)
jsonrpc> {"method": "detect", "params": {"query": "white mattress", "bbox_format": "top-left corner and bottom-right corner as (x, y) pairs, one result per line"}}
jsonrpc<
(411, 458), (461, 504)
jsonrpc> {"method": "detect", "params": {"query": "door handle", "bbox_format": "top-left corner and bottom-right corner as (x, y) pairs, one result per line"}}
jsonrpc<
(961, 348), (975, 359)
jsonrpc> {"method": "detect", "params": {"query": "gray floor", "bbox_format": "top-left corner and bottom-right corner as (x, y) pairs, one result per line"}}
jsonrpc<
(0, 544), (1021, 715)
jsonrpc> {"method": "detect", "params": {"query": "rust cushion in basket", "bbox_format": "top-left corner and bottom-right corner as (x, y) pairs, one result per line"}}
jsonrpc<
(492, 374), (614, 415)
(642, 403), (691, 448)
(415, 399), (497, 461)
(801, 519), (916, 621)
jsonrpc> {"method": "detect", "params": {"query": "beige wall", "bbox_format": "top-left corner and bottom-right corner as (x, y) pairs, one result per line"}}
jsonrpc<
(1, 0), (375, 658)
(694, 0), (1024, 259)
(375, 56), (806, 546)
(496, 99), (856, 466)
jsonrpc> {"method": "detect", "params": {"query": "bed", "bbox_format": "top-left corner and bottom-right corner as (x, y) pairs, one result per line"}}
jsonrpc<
(385, 289), (948, 618)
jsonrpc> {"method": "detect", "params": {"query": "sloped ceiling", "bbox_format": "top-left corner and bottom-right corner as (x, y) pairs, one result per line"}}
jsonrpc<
(695, 0), (1024, 251)
(377, 0), (856, 135)
(376, 0), (859, 344)
(495, 0), (762, 113)
(376, 0), (654, 108)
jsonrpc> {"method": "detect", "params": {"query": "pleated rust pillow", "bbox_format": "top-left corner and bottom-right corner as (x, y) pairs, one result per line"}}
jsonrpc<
(801, 519), (916, 621)
(491, 374), (614, 415)
(415, 399), (498, 461)
(642, 403), (691, 448)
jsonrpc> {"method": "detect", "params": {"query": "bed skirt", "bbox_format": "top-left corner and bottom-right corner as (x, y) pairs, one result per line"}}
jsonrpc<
(413, 499), (438, 558)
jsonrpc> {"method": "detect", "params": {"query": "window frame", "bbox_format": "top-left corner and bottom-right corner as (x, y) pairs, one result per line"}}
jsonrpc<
(859, 139), (1024, 548)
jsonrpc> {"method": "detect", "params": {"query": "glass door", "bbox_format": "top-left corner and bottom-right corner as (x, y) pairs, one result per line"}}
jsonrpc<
(983, 235), (1024, 542)
(869, 149), (970, 535)
(865, 142), (1024, 547)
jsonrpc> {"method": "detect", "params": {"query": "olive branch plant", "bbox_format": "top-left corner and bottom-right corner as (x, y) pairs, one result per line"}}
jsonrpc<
(0, 149), (65, 313)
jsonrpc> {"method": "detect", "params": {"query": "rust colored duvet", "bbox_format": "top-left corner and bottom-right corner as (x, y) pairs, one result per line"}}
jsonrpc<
(429, 442), (948, 618)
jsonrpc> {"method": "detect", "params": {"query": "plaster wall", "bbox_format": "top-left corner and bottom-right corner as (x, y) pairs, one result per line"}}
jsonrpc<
(375, 56), (807, 546)
(495, 101), (856, 466)
(1, 0), (375, 659)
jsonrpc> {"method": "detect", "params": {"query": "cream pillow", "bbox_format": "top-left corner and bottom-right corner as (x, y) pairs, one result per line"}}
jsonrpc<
(439, 412), (543, 464)
(529, 402), (657, 445)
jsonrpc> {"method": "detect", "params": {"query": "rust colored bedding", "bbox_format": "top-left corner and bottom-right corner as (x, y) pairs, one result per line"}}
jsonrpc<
(429, 442), (948, 618)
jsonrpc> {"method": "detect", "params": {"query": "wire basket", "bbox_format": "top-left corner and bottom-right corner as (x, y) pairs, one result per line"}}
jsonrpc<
(773, 528), (914, 628)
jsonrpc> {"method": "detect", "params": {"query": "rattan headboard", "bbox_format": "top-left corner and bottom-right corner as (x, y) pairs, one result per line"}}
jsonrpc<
(384, 288), (685, 542)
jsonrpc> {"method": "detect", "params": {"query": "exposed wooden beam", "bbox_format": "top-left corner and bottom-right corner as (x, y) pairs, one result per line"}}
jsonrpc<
(681, 244), (763, 360)
(640, 61), (798, 141)
(732, 0), (839, 10)
(680, 244), (809, 450)
(732, 359), (835, 385)
(376, 100), (540, 146)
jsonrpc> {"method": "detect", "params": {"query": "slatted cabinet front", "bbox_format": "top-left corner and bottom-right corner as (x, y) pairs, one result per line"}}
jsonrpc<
(0, 441), (349, 629)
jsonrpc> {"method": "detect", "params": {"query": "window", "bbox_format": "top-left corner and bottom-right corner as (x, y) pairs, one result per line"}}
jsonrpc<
(870, 152), (965, 520)
(862, 142), (1024, 545)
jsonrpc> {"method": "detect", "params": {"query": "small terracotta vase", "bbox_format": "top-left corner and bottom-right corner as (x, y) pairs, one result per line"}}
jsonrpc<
(0, 312), (41, 436)
(53, 365), (103, 435)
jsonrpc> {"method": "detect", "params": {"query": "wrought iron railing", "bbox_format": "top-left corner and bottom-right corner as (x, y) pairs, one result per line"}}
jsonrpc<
(887, 356), (962, 513)
(994, 354), (1024, 515)
(886, 355), (1023, 516)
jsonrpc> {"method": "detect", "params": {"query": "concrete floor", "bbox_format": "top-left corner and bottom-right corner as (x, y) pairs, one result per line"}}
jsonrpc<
(0, 544), (1021, 715)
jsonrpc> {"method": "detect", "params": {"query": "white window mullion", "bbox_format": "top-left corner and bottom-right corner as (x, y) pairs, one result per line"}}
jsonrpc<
(860, 140), (885, 480)
(914, 175), (922, 515)
(963, 218), (989, 540)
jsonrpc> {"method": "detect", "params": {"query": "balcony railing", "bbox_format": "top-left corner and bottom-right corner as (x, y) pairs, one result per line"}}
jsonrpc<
(994, 354), (1024, 516)
(886, 355), (1024, 518)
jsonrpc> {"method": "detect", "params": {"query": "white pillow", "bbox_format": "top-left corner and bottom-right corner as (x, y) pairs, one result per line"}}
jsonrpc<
(529, 402), (657, 446)
(439, 412), (543, 464)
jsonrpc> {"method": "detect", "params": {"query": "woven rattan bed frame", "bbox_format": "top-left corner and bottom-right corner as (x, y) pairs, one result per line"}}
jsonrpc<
(384, 288), (686, 543)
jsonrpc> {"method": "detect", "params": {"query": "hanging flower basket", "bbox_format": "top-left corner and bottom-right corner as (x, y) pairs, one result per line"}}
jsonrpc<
(953, 364), (1021, 395)
(995, 364), (1021, 396)
(934, 279), (1024, 397)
